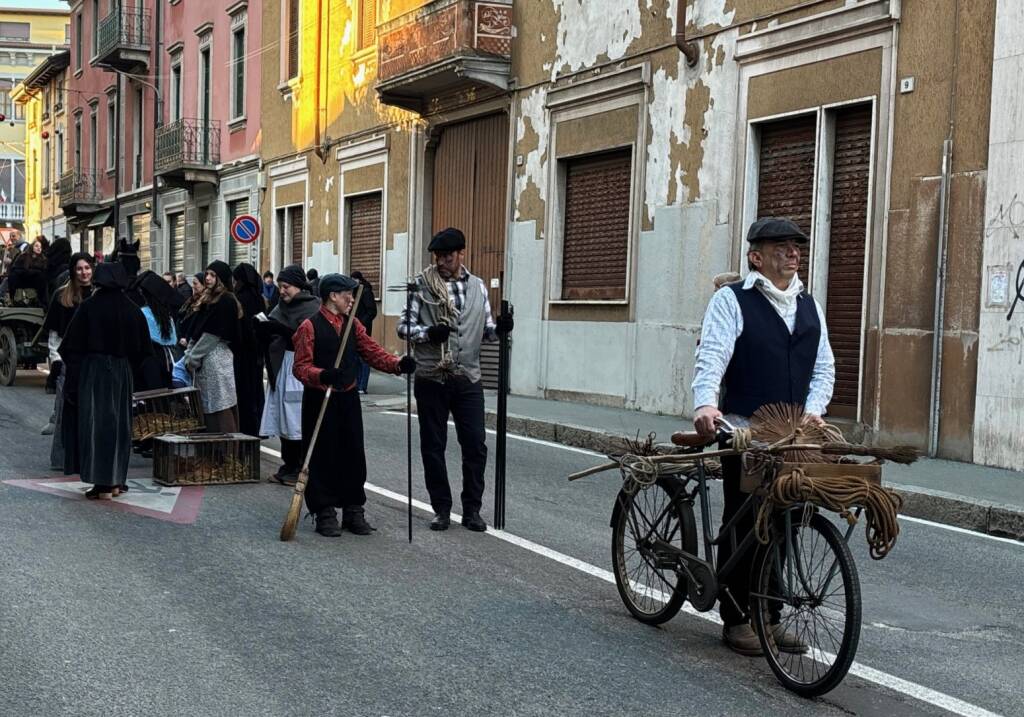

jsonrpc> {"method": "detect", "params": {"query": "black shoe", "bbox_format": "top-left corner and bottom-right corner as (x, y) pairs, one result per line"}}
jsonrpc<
(341, 507), (375, 536)
(314, 509), (342, 537)
(461, 512), (487, 532)
(430, 512), (451, 531)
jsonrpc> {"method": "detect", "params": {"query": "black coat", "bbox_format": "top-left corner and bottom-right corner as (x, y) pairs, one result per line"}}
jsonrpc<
(354, 282), (377, 336)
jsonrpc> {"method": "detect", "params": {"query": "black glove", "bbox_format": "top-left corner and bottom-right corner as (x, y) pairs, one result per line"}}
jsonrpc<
(397, 355), (416, 375)
(495, 314), (514, 335)
(426, 324), (451, 344)
(318, 367), (342, 386)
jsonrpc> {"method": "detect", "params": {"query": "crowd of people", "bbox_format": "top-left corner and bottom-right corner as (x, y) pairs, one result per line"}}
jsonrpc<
(8, 227), (516, 539)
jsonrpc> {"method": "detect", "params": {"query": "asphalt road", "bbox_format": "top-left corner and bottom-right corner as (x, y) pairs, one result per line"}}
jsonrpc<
(1, 371), (1021, 717)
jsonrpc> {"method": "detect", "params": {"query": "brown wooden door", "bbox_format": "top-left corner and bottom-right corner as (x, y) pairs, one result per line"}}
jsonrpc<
(825, 104), (872, 417)
(431, 113), (510, 389)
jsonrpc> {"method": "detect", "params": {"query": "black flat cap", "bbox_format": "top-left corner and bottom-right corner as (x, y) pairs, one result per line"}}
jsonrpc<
(428, 227), (466, 253)
(746, 217), (809, 245)
(319, 273), (359, 299)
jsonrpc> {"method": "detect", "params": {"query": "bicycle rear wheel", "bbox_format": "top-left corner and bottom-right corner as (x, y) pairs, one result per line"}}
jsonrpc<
(751, 511), (861, 697)
(611, 477), (696, 625)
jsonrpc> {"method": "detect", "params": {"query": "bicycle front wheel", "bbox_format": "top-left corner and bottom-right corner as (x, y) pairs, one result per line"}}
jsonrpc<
(751, 511), (861, 697)
(611, 478), (696, 625)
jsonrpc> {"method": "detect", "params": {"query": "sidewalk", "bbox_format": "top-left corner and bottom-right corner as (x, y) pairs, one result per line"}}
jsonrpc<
(478, 393), (1024, 541)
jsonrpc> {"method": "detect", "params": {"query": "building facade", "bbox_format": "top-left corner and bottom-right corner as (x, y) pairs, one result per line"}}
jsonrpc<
(0, 7), (69, 244)
(13, 50), (71, 243)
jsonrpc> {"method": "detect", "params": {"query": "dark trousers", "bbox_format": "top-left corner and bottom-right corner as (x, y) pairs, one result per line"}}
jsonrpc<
(719, 453), (754, 627)
(280, 437), (303, 473)
(301, 388), (366, 513)
(414, 375), (486, 515)
(356, 358), (371, 393)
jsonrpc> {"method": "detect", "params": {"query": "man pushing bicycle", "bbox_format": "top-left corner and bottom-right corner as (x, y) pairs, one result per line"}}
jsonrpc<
(691, 217), (836, 656)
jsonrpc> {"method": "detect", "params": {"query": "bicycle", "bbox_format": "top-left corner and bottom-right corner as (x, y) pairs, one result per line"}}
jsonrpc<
(597, 425), (868, 697)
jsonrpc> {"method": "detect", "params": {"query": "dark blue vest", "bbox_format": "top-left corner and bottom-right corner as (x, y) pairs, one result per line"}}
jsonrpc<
(721, 283), (820, 417)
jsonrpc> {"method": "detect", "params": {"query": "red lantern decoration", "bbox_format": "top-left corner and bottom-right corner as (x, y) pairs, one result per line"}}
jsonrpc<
(41, 130), (50, 140)
(0, 113), (5, 122)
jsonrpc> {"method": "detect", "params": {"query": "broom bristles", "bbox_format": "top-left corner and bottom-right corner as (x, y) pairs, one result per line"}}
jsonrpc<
(279, 485), (305, 541)
(821, 442), (921, 465)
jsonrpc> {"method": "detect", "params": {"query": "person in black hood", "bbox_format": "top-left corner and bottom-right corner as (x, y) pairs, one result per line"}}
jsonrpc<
(132, 270), (184, 390)
(59, 262), (152, 498)
(256, 264), (318, 485)
(231, 262), (267, 435)
(350, 271), (377, 393)
(45, 237), (72, 297)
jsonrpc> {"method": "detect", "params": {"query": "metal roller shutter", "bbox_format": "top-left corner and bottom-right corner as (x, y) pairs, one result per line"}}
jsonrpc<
(130, 213), (151, 271)
(290, 206), (304, 266)
(227, 198), (251, 267)
(825, 104), (872, 416)
(169, 212), (185, 274)
(348, 192), (382, 291)
(561, 149), (631, 301)
(757, 115), (817, 283)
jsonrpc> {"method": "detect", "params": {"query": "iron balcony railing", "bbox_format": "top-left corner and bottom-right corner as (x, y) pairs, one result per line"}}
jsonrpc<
(155, 118), (221, 173)
(58, 169), (101, 206)
(96, 5), (151, 59)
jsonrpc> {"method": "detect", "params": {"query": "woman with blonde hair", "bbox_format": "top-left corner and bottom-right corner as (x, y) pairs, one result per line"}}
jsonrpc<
(184, 261), (244, 432)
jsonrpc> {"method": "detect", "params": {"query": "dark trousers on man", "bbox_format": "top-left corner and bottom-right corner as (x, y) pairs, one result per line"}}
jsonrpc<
(414, 375), (487, 515)
(301, 388), (367, 513)
(718, 453), (754, 627)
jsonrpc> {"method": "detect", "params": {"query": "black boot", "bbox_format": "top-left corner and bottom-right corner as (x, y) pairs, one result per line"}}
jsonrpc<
(341, 507), (375, 536)
(461, 511), (487, 532)
(314, 508), (342, 537)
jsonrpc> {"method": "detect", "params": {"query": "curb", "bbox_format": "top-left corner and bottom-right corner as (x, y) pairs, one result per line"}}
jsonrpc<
(484, 410), (1024, 541)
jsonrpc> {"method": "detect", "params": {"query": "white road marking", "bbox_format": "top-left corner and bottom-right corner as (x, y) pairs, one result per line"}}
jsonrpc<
(380, 411), (1023, 548)
(260, 445), (1006, 717)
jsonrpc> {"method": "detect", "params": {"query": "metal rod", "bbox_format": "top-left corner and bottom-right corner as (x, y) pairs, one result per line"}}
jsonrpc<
(406, 281), (413, 544)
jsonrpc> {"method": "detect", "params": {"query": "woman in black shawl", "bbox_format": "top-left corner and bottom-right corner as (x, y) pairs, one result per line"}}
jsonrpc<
(232, 262), (266, 435)
(41, 252), (94, 469)
(256, 264), (319, 484)
(59, 262), (151, 498)
(132, 270), (184, 391)
(183, 261), (242, 432)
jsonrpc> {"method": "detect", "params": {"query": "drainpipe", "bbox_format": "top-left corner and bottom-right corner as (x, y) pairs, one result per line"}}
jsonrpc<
(675, 0), (699, 67)
(312, 0), (325, 162)
(113, 73), (121, 239)
(151, 0), (162, 258)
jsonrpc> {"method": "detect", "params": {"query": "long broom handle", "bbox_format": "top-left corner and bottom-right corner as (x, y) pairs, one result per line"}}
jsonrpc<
(295, 283), (364, 478)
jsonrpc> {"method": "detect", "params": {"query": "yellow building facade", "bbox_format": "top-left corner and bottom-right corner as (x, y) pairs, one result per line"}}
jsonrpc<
(0, 7), (69, 243)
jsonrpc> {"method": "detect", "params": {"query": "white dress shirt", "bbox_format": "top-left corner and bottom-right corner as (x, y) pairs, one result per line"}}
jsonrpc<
(691, 272), (836, 420)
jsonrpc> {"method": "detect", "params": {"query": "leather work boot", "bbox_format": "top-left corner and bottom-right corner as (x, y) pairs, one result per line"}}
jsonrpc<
(771, 623), (810, 654)
(314, 509), (342, 537)
(461, 511), (487, 532)
(430, 512), (451, 531)
(722, 624), (763, 656)
(341, 507), (375, 536)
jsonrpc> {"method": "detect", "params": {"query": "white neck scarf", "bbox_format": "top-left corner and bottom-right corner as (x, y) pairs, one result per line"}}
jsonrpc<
(749, 271), (803, 318)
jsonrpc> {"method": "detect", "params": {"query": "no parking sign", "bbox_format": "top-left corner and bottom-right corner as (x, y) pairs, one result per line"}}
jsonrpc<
(230, 214), (261, 244)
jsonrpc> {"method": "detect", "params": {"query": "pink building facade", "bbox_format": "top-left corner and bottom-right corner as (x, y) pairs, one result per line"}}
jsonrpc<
(156, 0), (263, 274)
(62, 0), (261, 271)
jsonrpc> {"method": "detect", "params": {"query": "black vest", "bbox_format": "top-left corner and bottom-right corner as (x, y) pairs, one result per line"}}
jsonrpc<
(721, 283), (820, 417)
(312, 311), (358, 390)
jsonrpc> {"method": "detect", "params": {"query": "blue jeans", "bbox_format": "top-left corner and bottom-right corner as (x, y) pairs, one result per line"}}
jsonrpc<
(356, 358), (371, 393)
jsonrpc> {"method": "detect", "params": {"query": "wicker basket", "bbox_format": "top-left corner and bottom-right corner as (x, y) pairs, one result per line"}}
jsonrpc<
(153, 433), (261, 486)
(132, 387), (204, 441)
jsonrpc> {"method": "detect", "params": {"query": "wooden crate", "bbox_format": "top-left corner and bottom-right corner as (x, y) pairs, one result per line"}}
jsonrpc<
(132, 387), (204, 441)
(153, 433), (261, 486)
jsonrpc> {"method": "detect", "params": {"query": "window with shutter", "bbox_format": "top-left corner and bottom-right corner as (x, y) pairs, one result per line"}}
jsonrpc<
(825, 104), (872, 416)
(169, 213), (185, 274)
(286, 0), (299, 80)
(347, 192), (382, 290)
(358, 0), (376, 50)
(130, 214), (151, 271)
(228, 198), (252, 267)
(561, 149), (632, 301)
(289, 206), (304, 265)
(757, 114), (817, 283)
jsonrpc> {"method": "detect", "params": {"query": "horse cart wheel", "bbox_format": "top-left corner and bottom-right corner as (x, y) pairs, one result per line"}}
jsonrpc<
(0, 326), (18, 386)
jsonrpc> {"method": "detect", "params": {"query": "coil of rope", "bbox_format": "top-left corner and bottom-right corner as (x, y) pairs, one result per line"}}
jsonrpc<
(755, 466), (904, 559)
(618, 454), (660, 495)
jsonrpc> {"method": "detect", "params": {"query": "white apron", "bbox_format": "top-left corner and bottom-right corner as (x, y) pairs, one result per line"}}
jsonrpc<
(259, 351), (304, 440)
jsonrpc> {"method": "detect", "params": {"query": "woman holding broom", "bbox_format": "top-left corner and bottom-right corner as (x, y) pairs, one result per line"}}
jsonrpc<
(291, 273), (416, 537)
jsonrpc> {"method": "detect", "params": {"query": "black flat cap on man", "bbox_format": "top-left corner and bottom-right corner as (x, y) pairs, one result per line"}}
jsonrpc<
(428, 227), (466, 253)
(746, 217), (809, 245)
(319, 273), (359, 300)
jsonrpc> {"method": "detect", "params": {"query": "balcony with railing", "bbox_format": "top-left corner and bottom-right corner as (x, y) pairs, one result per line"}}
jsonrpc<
(155, 118), (221, 188)
(58, 169), (103, 216)
(376, 0), (513, 113)
(0, 203), (25, 224)
(93, 5), (151, 72)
